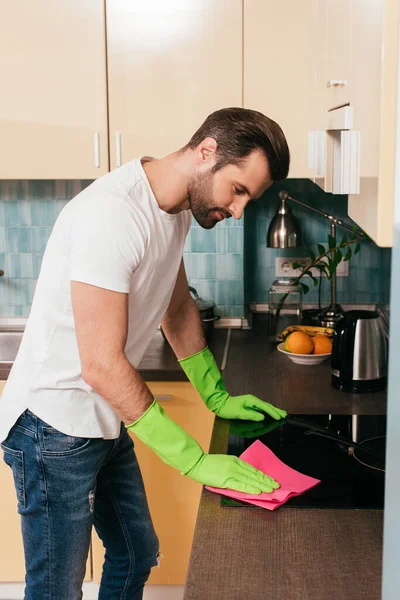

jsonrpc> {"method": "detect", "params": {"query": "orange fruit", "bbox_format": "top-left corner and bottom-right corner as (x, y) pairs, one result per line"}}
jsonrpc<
(312, 335), (333, 355)
(285, 331), (314, 354)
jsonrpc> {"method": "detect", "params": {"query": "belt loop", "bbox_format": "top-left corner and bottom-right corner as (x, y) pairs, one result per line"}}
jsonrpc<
(27, 409), (38, 438)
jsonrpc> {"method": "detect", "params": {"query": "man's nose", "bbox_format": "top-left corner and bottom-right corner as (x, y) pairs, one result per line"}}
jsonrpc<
(230, 197), (248, 220)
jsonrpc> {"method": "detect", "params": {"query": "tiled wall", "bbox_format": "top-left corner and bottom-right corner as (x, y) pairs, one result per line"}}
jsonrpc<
(183, 217), (244, 318)
(0, 177), (391, 318)
(0, 181), (90, 316)
(0, 180), (246, 318)
(245, 179), (392, 307)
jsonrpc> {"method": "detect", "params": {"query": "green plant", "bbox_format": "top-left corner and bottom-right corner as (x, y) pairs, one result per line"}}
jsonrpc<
(271, 228), (369, 329)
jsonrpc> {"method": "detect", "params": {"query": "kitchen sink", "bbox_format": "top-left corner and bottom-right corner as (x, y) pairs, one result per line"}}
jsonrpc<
(0, 331), (23, 363)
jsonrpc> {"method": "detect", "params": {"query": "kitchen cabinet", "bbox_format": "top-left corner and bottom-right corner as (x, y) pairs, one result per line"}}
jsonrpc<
(0, 381), (25, 582)
(92, 382), (215, 585)
(325, 0), (352, 110)
(312, 0), (382, 189)
(348, 0), (399, 247)
(0, 0), (109, 179)
(105, 0), (242, 168)
(244, 0), (326, 179)
(0, 381), (92, 583)
(310, 0), (399, 248)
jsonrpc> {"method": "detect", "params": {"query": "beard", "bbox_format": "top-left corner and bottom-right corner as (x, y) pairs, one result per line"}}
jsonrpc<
(187, 171), (229, 229)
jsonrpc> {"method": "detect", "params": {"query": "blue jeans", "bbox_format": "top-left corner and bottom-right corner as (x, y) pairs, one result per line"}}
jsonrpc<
(1, 409), (160, 600)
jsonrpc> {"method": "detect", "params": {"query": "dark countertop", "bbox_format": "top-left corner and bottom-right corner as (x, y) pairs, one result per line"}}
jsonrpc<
(224, 316), (387, 415)
(0, 316), (385, 598)
(0, 365), (11, 380)
(0, 328), (228, 382)
(137, 328), (228, 380)
(184, 315), (385, 600)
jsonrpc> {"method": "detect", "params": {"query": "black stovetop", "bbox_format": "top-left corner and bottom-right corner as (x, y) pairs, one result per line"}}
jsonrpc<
(222, 413), (386, 509)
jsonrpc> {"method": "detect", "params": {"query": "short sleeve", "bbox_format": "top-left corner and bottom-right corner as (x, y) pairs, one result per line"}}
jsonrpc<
(70, 197), (147, 293)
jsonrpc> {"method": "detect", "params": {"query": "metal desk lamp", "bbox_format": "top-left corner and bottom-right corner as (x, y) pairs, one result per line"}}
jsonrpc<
(267, 190), (364, 328)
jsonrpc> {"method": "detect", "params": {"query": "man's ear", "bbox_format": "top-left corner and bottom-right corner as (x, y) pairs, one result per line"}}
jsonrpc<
(197, 137), (218, 164)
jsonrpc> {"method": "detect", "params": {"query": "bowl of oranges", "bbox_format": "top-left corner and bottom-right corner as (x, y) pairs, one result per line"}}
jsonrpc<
(277, 325), (334, 365)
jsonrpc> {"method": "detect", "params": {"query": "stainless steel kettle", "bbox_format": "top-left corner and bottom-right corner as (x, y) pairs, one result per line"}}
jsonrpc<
(331, 310), (387, 393)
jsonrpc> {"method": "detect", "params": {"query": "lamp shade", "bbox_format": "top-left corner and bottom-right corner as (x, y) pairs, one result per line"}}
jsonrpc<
(267, 198), (302, 248)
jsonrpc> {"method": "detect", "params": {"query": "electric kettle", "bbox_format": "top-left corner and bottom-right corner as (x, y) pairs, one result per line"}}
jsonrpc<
(331, 310), (387, 393)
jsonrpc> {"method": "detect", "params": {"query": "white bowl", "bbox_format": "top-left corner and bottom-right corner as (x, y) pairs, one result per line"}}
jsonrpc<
(277, 342), (331, 365)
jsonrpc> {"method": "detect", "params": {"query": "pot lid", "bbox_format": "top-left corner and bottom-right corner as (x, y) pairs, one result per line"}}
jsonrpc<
(189, 286), (216, 311)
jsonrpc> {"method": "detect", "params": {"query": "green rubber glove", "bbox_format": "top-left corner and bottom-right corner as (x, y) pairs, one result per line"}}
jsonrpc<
(179, 347), (287, 422)
(127, 400), (280, 494)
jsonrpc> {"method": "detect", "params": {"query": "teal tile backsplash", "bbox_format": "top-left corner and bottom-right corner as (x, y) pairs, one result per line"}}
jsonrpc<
(0, 177), (391, 319)
(0, 180), (246, 318)
(244, 179), (392, 307)
(183, 215), (245, 318)
(0, 181), (90, 316)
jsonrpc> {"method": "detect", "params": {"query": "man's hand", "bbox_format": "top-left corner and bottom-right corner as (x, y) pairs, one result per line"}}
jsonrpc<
(179, 347), (288, 424)
(128, 400), (280, 495)
(215, 394), (287, 422)
(186, 453), (280, 494)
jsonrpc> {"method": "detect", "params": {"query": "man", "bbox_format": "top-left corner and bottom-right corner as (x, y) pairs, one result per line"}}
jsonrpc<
(0, 107), (290, 599)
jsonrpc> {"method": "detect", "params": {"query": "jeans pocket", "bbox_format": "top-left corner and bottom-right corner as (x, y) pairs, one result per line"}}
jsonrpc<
(1, 444), (26, 509)
(41, 427), (91, 455)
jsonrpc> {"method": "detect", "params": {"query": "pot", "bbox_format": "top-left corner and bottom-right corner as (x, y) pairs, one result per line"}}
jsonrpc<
(160, 286), (220, 342)
(189, 286), (220, 338)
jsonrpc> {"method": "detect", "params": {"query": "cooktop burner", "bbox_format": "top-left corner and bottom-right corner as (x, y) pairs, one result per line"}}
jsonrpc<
(222, 414), (386, 509)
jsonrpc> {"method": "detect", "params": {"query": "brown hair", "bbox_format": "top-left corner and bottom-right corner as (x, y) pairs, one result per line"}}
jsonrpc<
(185, 107), (290, 181)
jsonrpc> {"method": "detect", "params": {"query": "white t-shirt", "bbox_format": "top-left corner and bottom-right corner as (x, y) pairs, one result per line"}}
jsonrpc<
(0, 158), (191, 442)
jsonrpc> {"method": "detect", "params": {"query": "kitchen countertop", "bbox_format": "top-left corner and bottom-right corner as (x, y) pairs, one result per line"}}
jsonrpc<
(136, 328), (228, 380)
(0, 327), (228, 382)
(184, 315), (385, 600)
(0, 316), (385, 598)
(223, 315), (387, 415)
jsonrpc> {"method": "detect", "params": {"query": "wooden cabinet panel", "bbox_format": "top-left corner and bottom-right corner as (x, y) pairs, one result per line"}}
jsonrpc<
(0, 382), (26, 582)
(350, 0), (383, 178)
(0, 381), (92, 583)
(348, 0), (398, 247)
(244, 0), (326, 178)
(92, 382), (215, 585)
(326, 0), (352, 109)
(106, 0), (242, 168)
(0, 0), (109, 179)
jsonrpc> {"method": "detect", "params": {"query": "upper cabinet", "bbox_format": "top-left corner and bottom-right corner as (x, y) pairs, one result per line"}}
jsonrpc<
(0, 0), (109, 179)
(1, 0), (398, 245)
(348, 0), (399, 247)
(325, 0), (352, 110)
(105, 0), (242, 169)
(307, 0), (398, 247)
(244, 0), (326, 179)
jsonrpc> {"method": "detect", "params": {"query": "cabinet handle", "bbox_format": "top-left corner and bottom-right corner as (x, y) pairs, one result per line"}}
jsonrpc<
(327, 79), (348, 88)
(116, 132), (122, 167)
(94, 132), (100, 168)
(154, 395), (173, 402)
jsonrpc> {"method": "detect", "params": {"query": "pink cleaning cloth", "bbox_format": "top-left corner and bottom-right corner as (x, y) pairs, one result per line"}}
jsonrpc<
(206, 439), (320, 510)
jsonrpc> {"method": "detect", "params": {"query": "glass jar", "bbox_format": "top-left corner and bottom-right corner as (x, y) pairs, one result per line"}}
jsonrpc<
(268, 278), (303, 340)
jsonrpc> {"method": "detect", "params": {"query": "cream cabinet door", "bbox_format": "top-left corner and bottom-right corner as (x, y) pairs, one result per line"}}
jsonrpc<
(106, 0), (242, 168)
(92, 382), (215, 585)
(0, 381), (92, 582)
(325, 0), (352, 110)
(348, 0), (398, 247)
(0, 1), (109, 179)
(350, 0), (383, 178)
(244, 0), (326, 179)
(0, 382), (25, 582)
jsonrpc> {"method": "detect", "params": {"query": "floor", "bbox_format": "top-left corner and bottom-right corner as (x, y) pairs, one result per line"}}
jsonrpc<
(0, 583), (185, 600)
